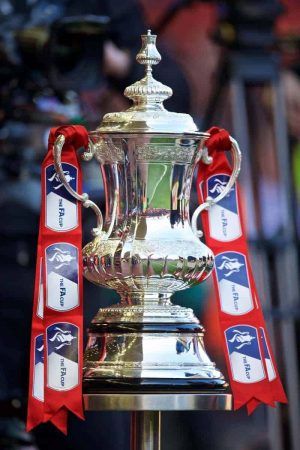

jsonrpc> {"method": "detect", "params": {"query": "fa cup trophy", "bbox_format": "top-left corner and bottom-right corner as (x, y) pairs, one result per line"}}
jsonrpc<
(53, 30), (241, 392)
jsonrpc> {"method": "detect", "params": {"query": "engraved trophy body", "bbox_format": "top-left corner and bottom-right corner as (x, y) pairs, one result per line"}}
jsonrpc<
(54, 31), (241, 391)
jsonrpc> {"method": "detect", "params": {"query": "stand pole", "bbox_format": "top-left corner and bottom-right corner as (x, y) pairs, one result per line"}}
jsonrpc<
(84, 392), (232, 450)
(131, 411), (161, 450)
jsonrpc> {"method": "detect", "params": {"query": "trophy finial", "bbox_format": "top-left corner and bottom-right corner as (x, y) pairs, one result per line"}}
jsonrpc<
(136, 30), (161, 75)
(124, 30), (172, 109)
(98, 30), (198, 132)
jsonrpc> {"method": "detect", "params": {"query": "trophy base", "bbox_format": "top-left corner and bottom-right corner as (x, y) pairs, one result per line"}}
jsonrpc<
(83, 302), (227, 392)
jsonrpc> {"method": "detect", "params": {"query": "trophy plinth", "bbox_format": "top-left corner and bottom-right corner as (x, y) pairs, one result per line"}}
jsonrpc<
(84, 297), (227, 392)
(53, 30), (241, 394)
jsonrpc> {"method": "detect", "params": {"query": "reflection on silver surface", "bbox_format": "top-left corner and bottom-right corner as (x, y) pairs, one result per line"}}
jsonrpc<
(84, 393), (233, 411)
(84, 330), (223, 380)
(83, 133), (214, 299)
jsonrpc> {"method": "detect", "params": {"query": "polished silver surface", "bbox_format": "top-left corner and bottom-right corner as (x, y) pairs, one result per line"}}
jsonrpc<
(82, 133), (215, 297)
(84, 393), (232, 411)
(82, 130), (240, 301)
(91, 302), (198, 323)
(84, 326), (223, 380)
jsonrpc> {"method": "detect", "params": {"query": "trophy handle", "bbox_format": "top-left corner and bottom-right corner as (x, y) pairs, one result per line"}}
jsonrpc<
(53, 134), (104, 237)
(191, 136), (242, 238)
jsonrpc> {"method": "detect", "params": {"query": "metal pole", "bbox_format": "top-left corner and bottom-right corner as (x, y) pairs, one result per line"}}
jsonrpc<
(131, 411), (161, 450)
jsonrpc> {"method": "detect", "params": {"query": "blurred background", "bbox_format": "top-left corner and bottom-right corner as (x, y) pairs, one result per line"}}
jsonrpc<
(0, 0), (299, 449)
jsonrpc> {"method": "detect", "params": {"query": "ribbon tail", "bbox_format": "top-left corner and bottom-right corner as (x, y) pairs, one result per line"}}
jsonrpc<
(66, 399), (85, 421)
(235, 388), (284, 415)
(72, 406), (85, 422)
(247, 396), (277, 415)
(44, 397), (84, 434)
(233, 394), (253, 411)
(272, 386), (288, 405)
(26, 407), (44, 433)
(247, 398), (272, 415)
(247, 398), (260, 415)
(50, 408), (68, 435)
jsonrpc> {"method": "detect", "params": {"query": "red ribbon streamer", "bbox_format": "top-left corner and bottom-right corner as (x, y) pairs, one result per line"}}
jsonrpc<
(197, 127), (287, 413)
(27, 125), (88, 434)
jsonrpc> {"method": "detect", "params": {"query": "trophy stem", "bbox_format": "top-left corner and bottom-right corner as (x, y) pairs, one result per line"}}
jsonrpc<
(131, 411), (161, 450)
(119, 292), (172, 306)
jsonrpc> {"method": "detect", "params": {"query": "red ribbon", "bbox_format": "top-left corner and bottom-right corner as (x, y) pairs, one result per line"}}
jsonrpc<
(197, 127), (287, 413)
(205, 126), (231, 152)
(27, 125), (88, 434)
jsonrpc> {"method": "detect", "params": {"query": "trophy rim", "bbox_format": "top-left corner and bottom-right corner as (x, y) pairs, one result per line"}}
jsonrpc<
(89, 131), (210, 138)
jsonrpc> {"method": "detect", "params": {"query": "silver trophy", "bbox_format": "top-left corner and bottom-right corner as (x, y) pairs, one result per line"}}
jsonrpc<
(53, 30), (241, 392)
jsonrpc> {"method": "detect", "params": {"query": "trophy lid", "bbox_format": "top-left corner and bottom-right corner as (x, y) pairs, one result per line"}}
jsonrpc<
(96, 30), (198, 134)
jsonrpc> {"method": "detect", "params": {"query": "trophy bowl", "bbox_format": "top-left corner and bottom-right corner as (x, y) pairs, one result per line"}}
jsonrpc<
(53, 30), (241, 392)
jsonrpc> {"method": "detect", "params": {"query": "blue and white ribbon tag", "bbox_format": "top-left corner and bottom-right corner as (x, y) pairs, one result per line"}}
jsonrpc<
(47, 322), (79, 391)
(33, 334), (44, 401)
(45, 163), (78, 231)
(225, 325), (265, 383)
(260, 327), (276, 381)
(207, 174), (242, 242)
(215, 251), (254, 315)
(46, 243), (79, 311)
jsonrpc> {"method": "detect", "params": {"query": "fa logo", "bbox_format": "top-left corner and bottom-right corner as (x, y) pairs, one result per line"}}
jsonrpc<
(217, 256), (244, 277)
(228, 329), (256, 350)
(48, 171), (75, 190)
(209, 178), (234, 196)
(48, 247), (76, 270)
(49, 327), (77, 350)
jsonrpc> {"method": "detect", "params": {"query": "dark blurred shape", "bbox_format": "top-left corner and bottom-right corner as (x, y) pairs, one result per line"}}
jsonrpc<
(213, 0), (284, 50)
(203, 0), (285, 131)
(0, 1), (110, 123)
(48, 15), (109, 92)
(0, 0), (62, 123)
(0, 0), (191, 124)
(150, 0), (283, 50)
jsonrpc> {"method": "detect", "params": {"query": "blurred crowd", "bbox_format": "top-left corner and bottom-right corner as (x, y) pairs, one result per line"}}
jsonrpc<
(0, 0), (300, 449)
